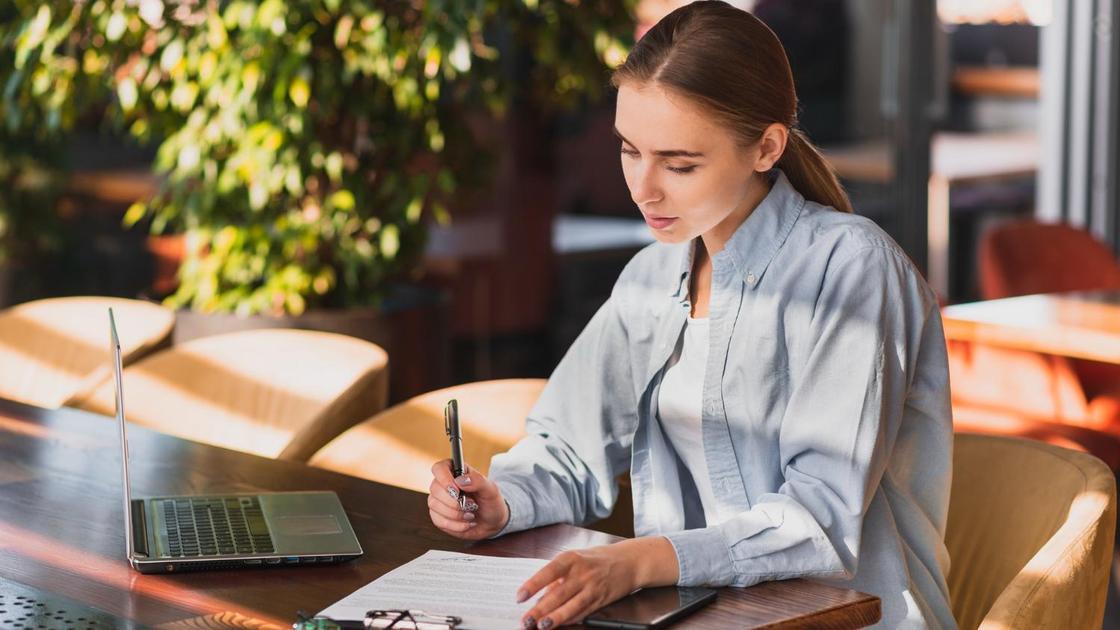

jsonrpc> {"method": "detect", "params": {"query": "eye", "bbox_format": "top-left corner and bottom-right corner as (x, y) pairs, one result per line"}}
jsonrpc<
(666, 165), (697, 174)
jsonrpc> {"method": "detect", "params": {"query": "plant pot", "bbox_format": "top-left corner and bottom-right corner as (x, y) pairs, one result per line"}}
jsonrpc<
(173, 284), (450, 404)
(145, 234), (186, 297)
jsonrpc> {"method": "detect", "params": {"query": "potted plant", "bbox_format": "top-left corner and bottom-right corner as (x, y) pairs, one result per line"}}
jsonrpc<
(3, 0), (632, 398)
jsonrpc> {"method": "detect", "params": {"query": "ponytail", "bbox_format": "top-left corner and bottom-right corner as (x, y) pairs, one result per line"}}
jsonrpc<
(778, 128), (852, 213)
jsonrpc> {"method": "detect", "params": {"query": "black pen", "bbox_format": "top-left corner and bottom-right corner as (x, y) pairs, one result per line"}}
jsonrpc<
(444, 399), (467, 510)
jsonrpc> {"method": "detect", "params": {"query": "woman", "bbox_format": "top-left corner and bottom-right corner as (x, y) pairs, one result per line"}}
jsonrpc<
(426, 2), (954, 628)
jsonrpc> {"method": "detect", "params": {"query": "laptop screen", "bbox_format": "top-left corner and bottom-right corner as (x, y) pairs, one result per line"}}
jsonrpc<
(109, 309), (137, 561)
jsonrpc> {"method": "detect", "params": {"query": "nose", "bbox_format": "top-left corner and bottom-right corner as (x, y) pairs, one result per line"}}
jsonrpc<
(629, 163), (664, 207)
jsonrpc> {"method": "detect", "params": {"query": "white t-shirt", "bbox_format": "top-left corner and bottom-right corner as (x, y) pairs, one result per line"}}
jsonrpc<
(657, 316), (723, 526)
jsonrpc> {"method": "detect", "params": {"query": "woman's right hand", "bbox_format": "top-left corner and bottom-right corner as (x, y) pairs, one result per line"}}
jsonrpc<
(427, 459), (510, 540)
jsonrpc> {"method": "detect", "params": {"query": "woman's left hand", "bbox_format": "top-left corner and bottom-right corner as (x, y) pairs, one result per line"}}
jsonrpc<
(516, 536), (679, 629)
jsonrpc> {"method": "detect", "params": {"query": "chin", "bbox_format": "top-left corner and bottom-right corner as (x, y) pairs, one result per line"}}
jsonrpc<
(648, 231), (685, 244)
(647, 226), (693, 245)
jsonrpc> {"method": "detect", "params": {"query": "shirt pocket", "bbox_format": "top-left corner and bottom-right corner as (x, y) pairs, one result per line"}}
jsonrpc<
(724, 330), (790, 454)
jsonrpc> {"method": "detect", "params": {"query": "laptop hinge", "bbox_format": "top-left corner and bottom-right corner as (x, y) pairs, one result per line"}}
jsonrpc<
(131, 499), (150, 558)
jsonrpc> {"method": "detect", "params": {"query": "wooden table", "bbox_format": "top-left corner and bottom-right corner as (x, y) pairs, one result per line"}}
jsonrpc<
(951, 66), (1040, 99)
(941, 290), (1120, 364)
(0, 398), (880, 628)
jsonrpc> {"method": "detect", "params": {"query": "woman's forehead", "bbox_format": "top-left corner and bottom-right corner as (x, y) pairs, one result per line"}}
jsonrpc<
(614, 83), (725, 151)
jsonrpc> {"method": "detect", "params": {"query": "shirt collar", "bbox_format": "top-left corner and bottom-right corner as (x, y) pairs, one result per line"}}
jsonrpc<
(671, 169), (805, 298)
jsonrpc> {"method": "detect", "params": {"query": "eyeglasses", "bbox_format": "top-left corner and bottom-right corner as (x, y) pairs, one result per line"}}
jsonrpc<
(294, 609), (462, 630)
(368, 609), (462, 629)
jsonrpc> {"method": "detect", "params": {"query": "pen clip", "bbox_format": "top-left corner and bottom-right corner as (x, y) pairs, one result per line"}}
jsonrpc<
(443, 399), (457, 438)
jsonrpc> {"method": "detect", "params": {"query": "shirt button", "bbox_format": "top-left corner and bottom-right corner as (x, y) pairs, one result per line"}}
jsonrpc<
(746, 273), (757, 285)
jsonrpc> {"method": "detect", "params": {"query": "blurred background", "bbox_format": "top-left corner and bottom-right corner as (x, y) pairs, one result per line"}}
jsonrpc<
(5, 0), (1097, 399)
(4, 1), (1120, 625)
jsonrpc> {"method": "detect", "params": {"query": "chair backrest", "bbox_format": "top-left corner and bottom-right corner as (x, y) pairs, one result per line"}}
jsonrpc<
(0, 297), (174, 408)
(979, 219), (1120, 299)
(309, 379), (545, 492)
(74, 328), (388, 461)
(946, 433), (1116, 629)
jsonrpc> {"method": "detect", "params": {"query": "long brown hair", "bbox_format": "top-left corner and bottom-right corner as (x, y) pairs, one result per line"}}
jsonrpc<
(612, 1), (852, 213)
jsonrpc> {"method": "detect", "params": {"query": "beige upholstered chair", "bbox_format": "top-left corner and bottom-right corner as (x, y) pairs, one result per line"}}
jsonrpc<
(947, 433), (1116, 629)
(309, 378), (637, 537)
(309, 378), (544, 492)
(76, 329), (388, 461)
(0, 297), (174, 408)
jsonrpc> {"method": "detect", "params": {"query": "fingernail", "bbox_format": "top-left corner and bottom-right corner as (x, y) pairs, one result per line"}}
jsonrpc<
(468, 522), (477, 528)
(455, 474), (472, 486)
(521, 616), (535, 629)
(515, 589), (529, 603)
(538, 619), (553, 630)
(462, 511), (475, 521)
(465, 501), (480, 512)
(446, 485), (459, 500)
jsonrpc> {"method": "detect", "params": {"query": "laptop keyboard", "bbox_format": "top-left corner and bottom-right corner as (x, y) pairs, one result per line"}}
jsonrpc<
(158, 497), (275, 557)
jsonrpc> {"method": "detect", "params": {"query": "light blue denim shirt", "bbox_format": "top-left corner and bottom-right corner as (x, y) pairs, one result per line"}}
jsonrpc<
(489, 170), (955, 629)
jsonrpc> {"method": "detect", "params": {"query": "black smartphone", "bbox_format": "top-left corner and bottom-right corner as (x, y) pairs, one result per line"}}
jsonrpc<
(583, 586), (718, 629)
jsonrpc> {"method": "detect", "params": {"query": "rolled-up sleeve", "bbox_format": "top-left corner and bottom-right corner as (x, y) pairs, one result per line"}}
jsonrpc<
(488, 283), (640, 535)
(665, 245), (938, 587)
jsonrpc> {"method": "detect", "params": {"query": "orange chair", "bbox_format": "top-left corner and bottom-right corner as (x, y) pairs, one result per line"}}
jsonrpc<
(978, 219), (1120, 300)
(949, 219), (1120, 466)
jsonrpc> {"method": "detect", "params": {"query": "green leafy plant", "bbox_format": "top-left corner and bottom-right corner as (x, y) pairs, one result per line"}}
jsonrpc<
(0, 2), (99, 267)
(1, 0), (632, 315)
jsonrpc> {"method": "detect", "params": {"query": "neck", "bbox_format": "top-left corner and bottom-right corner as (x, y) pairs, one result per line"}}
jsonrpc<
(689, 241), (711, 318)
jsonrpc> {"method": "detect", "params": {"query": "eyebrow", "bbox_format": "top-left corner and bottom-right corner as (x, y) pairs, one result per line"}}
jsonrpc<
(613, 127), (705, 158)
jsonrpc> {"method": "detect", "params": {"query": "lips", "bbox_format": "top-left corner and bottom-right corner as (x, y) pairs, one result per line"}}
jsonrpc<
(642, 214), (678, 230)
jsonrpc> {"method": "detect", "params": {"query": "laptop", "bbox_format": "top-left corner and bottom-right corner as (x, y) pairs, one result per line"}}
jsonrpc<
(109, 308), (363, 573)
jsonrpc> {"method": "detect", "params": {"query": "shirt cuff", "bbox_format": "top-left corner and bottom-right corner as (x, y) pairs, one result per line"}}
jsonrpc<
(663, 527), (737, 587)
(491, 478), (536, 538)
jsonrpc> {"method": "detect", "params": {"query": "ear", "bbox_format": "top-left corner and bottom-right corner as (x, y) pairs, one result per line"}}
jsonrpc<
(754, 122), (788, 172)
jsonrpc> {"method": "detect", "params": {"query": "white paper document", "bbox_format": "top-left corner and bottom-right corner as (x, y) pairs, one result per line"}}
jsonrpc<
(318, 550), (549, 629)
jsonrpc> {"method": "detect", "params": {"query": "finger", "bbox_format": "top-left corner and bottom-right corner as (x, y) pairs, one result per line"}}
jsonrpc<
(517, 554), (573, 603)
(537, 588), (598, 630)
(429, 508), (476, 534)
(427, 493), (474, 522)
(523, 577), (581, 629)
(428, 478), (467, 511)
(430, 459), (456, 486)
(441, 461), (485, 499)
(454, 465), (502, 501)
(449, 462), (477, 490)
